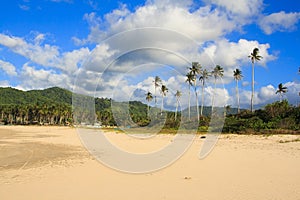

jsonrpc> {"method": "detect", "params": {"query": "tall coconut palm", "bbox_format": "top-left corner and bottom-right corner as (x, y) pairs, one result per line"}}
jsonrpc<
(185, 72), (194, 120)
(199, 68), (211, 116)
(211, 65), (224, 113)
(224, 105), (231, 117)
(145, 91), (153, 116)
(233, 68), (243, 114)
(248, 48), (262, 112)
(189, 62), (202, 121)
(276, 83), (288, 102)
(153, 76), (162, 108)
(174, 90), (182, 120)
(160, 85), (168, 114)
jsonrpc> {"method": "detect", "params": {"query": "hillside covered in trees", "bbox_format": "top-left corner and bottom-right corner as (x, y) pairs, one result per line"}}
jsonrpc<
(0, 86), (299, 134)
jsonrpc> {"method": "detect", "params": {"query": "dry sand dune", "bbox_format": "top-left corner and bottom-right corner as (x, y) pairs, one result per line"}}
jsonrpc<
(0, 126), (300, 200)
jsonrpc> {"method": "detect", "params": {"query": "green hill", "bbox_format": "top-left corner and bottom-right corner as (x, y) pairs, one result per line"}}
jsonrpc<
(0, 87), (72, 105)
(0, 87), (151, 126)
(2, 87), (297, 134)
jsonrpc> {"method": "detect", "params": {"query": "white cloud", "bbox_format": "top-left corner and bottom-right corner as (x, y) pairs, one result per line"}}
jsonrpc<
(240, 85), (277, 108)
(258, 84), (277, 102)
(72, 12), (105, 45)
(284, 81), (300, 105)
(205, 0), (263, 17)
(58, 47), (90, 73)
(0, 33), (91, 74)
(0, 34), (60, 68)
(205, 86), (230, 107)
(201, 39), (276, 84)
(0, 60), (17, 76)
(0, 0), (293, 107)
(33, 33), (46, 45)
(68, 1), (278, 99)
(239, 82), (300, 108)
(76, 2), (236, 45)
(18, 63), (72, 90)
(204, 39), (275, 67)
(146, 0), (194, 9)
(259, 11), (300, 34)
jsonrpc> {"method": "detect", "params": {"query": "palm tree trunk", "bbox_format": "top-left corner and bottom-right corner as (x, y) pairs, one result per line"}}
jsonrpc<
(154, 86), (157, 107)
(160, 95), (164, 115)
(188, 85), (191, 120)
(175, 100), (178, 121)
(201, 83), (204, 116)
(193, 79), (199, 121)
(251, 62), (254, 112)
(236, 80), (240, 114)
(279, 93), (282, 102)
(195, 88), (199, 121)
(211, 79), (216, 113)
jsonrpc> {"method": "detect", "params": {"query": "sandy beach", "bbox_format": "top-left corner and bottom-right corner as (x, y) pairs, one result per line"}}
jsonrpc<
(0, 126), (300, 200)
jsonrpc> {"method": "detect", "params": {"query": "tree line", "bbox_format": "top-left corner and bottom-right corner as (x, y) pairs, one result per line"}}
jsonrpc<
(0, 103), (72, 125)
(145, 48), (292, 120)
(0, 49), (299, 133)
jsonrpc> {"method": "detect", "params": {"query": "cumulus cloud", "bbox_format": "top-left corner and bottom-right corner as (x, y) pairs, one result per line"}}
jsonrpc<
(201, 39), (276, 84)
(75, 1), (236, 45)
(58, 47), (90, 73)
(284, 81), (300, 105)
(1, 0), (296, 111)
(259, 11), (300, 34)
(204, 39), (275, 67)
(0, 33), (90, 74)
(69, 0), (277, 98)
(238, 82), (300, 108)
(18, 63), (73, 90)
(0, 60), (17, 76)
(205, 0), (263, 17)
(0, 34), (60, 68)
(257, 84), (277, 102)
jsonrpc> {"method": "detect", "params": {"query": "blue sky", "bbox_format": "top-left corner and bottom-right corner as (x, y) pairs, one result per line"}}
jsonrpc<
(0, 0), (300, 109)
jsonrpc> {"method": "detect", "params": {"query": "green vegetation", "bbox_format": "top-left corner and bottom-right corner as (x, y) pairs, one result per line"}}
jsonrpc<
(223, 100), (300, 134)
(0, 48), (299, 134)
(0, 87), (299, 134)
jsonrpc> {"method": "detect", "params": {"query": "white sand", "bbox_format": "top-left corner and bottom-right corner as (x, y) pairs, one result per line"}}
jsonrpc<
(0, 126), (300, 200)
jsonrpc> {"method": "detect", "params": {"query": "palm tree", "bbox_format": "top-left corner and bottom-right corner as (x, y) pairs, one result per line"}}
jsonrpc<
(199, 68), (210, 116)
(224, 105), (231, 117)
(160, 85), (168, 114)
(248, 48), (262, 112)
(211, 65), (224, 113)
(145, 91), (153, 116)
(189, 62), (201, 121)
(174, 90), (182, 120)
(153, 76), (162, 108)
(276, 83), (288, 102)
(233, 68), (243, 114)
(185, 72), (194, 120)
